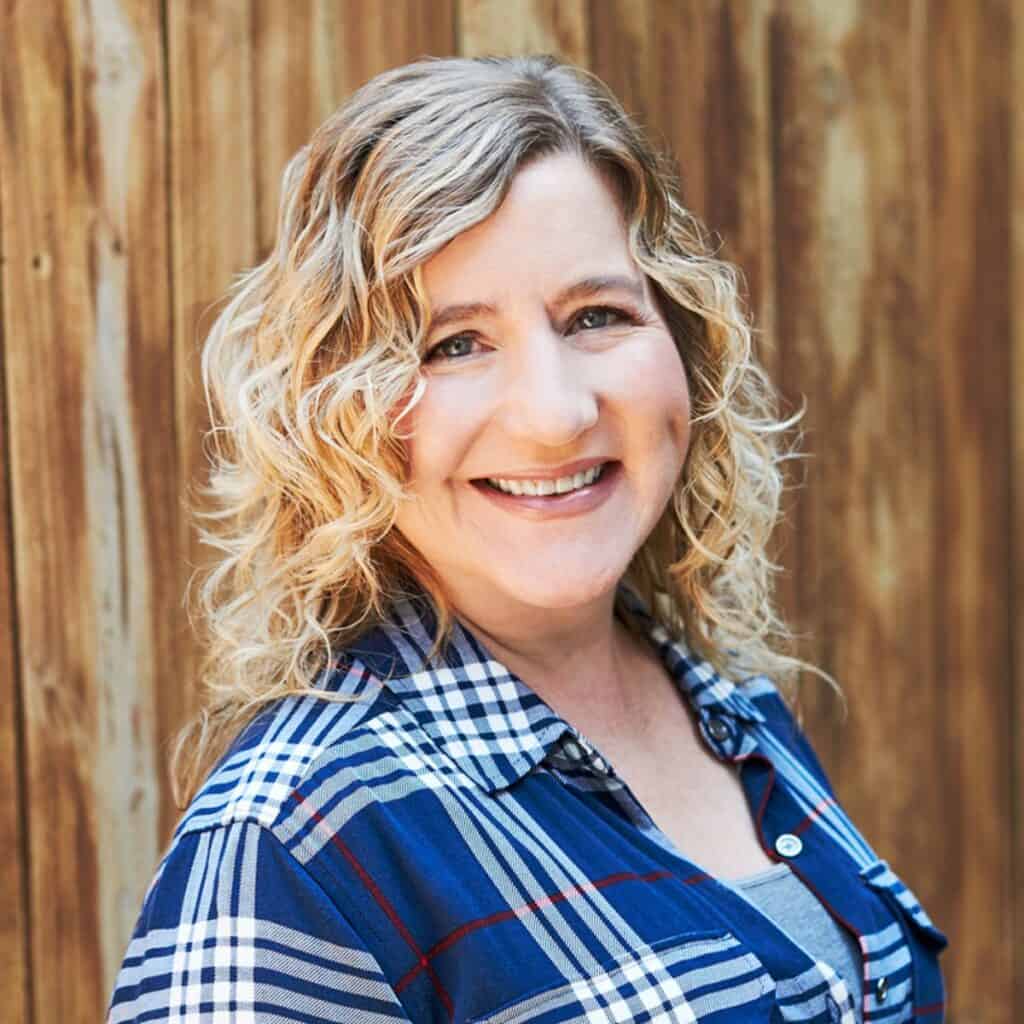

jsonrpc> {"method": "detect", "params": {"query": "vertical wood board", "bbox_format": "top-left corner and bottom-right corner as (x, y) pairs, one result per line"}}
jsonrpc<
(0, 0), (177, 1018)
(0, 7), (33, 1010)
(926, 0), (1014, 1018)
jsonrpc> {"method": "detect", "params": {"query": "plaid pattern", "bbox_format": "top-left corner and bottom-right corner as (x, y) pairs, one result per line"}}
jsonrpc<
(108, 582), (947, 1023)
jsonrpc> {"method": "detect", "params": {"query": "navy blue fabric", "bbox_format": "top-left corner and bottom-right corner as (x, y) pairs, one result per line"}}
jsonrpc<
(107, 582), (947, 1023)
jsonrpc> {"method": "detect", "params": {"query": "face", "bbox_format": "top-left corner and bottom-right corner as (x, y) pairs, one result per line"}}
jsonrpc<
(392, 152), (690, 625)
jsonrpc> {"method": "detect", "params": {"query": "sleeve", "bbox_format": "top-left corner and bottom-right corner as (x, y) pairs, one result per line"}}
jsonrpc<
(106, 820), (413, 1023)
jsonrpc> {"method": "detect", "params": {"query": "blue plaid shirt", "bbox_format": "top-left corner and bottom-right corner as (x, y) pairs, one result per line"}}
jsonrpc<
(108, 583), (947, 1023)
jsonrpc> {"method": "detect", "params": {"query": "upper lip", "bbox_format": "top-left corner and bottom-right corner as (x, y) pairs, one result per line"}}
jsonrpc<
(474, 457), (613, 481)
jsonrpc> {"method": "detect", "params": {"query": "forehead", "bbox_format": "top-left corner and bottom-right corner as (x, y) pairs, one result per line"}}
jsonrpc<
(421, 153), (636, 304)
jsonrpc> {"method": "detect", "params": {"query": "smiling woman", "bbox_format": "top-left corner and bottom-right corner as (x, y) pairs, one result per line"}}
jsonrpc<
(106, 55), (947, 1024)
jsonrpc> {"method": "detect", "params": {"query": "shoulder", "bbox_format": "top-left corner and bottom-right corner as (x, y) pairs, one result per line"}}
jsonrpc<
(111, 658), (432, 1018)
(110, 815), (412, 1021)
(175, 656), (426, 845)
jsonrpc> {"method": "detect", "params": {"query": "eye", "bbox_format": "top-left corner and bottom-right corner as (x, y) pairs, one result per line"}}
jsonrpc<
(570, 305), (634, 332)
(423, 305), (639, 363)
(423, 334), (482, 363)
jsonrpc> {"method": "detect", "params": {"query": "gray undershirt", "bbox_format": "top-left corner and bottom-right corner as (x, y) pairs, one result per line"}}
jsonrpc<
(729, 862), (863, 1020)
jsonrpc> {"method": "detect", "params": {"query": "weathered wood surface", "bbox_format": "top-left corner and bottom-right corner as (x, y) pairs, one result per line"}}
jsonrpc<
(0, 140), (31, 1024)
(924, 3), (1015, 1019)
(0, 0), (178, 1020)
(0, 1), (1017, 1021)
(1013, 0), (1024, 1011)
(461, 0), (588, 63)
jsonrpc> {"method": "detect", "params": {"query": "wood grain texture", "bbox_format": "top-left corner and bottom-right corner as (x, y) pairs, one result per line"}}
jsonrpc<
(332, 0), (456, 100)
(0, 11), (97, 1020)
(0, 0), (177, 1018)
(251, 0), (340, 258)
(926, 1), (1015, 1019)
(81, 0), (179, 995)
(0, 9), (33, 1009)
(0, 403), (32, 1022)
(459, 0), (587, 63)
(769, 6), (1017, 1016)
(1013, 1), (1024, 1014)
(769, 9), (1014, 1020)
(767, 1), (857, 764)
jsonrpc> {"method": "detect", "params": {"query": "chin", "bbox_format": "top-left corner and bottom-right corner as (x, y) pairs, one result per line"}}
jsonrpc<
(497, 563), (626, 611)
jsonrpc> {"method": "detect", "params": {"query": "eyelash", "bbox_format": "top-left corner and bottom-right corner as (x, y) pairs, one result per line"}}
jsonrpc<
(424, 305), (640, 363)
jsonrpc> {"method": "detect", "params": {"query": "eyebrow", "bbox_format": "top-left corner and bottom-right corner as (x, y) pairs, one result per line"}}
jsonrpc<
(425, 274), (647, 335)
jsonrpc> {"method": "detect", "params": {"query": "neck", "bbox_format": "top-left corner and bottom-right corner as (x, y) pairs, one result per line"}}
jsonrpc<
(448, 584), (656, 728)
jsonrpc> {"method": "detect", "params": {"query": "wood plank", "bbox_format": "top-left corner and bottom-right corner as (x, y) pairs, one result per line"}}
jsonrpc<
(81, 0), (179, 1000)
(0, 9), (33, 1009)
(1013, 0), (1024, 1013)
(332, 0), (456, 101)
(0, 0), (177, 1018)
(926, 0), (1014, 1019)
(251, 0), (338, 258)
(0, 399), (32, 1018)
(165, 0), (259, 840)
(0, 7), (99, 1014)
(768, 2), (861, 769)
(459, 0), (588, 63)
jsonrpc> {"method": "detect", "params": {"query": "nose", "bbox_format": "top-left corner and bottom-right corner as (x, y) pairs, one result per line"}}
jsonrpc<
(495, 328), (599, 447)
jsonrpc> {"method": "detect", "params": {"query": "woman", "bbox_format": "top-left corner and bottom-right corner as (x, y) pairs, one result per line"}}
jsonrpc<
(107, 55), (947, 1023)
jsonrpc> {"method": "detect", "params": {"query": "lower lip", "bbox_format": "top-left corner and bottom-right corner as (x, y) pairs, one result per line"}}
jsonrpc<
(469, 462), (622, 519)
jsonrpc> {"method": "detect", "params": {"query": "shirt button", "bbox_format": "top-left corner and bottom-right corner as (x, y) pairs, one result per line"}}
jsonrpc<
(774, 833), (803, 858)
(876, 976), (889, 1002)
(707, 717), (731, 742)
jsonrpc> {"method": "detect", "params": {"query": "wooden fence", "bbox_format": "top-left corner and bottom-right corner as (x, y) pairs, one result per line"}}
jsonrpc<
(0, 2), (1019, 1022)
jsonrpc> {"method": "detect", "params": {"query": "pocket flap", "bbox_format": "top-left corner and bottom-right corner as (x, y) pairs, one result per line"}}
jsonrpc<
(467, 930), (775, 1023)
(860, 859), (949, 950)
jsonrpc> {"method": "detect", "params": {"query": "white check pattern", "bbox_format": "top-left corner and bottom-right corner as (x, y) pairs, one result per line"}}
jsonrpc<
(107, 581), (947, 1023)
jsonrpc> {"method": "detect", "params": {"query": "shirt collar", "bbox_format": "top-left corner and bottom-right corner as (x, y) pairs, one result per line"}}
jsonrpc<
(343, 581), (765, 794)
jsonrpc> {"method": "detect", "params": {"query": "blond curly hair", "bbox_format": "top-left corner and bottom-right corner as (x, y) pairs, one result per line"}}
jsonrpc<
(173, 54), (827, 807)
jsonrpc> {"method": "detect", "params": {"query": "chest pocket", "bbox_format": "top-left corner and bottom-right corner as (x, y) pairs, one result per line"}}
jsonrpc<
(859, 860), (948, 1023)
(466, 930), (775, 1024)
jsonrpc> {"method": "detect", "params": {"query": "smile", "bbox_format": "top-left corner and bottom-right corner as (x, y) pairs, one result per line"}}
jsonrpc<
(485, 462), (606, 496)
(469, 461), (621, 519)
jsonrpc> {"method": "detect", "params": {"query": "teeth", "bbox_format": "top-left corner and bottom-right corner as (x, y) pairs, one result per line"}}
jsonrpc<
(486, 463), (606, 497)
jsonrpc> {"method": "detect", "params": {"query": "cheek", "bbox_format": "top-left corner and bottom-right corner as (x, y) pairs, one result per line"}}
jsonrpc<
(622, 336), (691, 451)
(669, 371), (691, 452)
(386, 388), (419, 478)
(387, 382), (460, 485)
